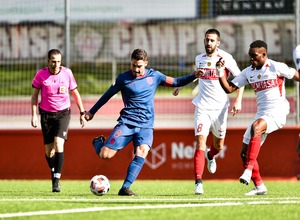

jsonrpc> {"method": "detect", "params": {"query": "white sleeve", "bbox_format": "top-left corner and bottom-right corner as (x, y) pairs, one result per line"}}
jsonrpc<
(293, 45), (300, 71)
(224, 54), (241, 77)
(231, 70), (248, 88)
(274, 61), (296, 80)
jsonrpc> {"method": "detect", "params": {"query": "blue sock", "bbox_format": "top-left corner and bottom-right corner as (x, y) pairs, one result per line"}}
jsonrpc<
(93, 140), (104, 155)
(121, 156), (145, 189)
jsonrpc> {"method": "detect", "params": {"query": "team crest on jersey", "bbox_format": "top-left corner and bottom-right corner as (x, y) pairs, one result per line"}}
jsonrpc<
(257, 74), (261, 79)
(207, 62), (211, 66)
(147, 77), (153, 85)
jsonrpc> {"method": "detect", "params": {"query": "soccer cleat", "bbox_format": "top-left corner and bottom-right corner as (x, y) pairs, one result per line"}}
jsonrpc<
(195, 183), (204, 195)
(206, 149), (217, 174)
(245, 184), (267, 196)
(92, 135), (106, 155)
(239, 169), (252, 185)
(52, 178), (61, 192)
(118, 188), (137, 196)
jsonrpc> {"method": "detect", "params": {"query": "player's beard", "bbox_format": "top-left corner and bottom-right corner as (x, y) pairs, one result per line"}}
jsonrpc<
(205, 45), (217, 55)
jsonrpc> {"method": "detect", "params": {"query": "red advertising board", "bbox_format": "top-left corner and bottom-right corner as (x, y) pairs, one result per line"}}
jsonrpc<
(0, 128), (299, 180)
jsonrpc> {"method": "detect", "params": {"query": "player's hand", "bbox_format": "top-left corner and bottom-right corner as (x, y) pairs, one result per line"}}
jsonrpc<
(84, 111), (94, 121)
(80, 114), (87, 128)
(31, 115), (38, 128)
(173, 87), (182, 96)
(195, 68), (205, 78)
(231, 102), (242, 116)
(216, 57), (225, 77)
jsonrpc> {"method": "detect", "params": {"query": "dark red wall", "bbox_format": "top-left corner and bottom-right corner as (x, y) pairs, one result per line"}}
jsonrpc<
(1, 127), (299, 180)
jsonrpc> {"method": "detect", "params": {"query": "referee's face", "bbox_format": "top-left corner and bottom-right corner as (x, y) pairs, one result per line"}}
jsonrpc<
(204, 33), (220, 56)
(48, 54), (62, 74)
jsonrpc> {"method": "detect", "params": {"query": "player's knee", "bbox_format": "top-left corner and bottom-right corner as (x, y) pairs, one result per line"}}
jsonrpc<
(99, 153), (112, 160)
(99, 148), (115, 160)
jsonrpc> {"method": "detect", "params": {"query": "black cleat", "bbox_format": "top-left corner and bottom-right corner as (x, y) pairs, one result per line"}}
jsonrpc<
(92, 135), (106, 155)
(52, 178), (61, 192)
(92, 135), (106, 145)
(118, 188), (137, 196)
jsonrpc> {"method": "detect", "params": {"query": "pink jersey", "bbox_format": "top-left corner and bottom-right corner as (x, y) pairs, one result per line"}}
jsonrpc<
(32, 66), (78, 112)
(192, 49), (241, 110)
(232, 59), (295, 115)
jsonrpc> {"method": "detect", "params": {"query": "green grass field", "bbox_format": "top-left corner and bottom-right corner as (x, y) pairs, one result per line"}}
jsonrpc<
(0, 180), (299, 220)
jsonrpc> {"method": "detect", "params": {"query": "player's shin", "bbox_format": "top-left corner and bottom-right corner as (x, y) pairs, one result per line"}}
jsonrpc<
(246, 137), (261, 171)
(251, 160), (263, 186)
(121, 155), (145, 189)
(194, 149), (205, 182)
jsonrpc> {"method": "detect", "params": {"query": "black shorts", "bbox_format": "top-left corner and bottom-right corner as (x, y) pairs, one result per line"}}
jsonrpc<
(39, 107), (71, 145)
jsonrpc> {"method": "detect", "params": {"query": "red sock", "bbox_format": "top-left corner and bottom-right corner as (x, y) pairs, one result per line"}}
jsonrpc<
(208, 143), (221, 159)
(246, 137), (261, 170)
(194, 149), (205, 182)
(251, 160), (263, 186)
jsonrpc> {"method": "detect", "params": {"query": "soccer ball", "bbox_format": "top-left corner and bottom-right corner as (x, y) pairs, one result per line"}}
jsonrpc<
(90, 175), (110, 196)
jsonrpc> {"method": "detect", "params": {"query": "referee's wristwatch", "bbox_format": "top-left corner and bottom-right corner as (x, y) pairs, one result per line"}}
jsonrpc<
(80, 111), (86, 116)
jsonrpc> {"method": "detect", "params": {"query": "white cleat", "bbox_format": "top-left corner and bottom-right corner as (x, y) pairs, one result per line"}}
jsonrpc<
(245, 184), (267, 196)
(195, 183), (204, 195)
(239, 169), (252, 185)
(206, 149), (217, 174)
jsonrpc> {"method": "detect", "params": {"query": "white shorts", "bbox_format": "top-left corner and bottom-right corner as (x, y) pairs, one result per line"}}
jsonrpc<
(194, 107), (228, 138)
(243, 111), (287, 145)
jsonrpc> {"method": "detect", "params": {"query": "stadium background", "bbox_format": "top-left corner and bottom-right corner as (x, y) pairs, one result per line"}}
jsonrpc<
(0, 0), (299, 180)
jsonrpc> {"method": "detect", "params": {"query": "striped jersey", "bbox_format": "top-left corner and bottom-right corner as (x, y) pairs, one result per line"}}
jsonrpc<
(232, 59), (295, 115)
(192, 49), (241, 110)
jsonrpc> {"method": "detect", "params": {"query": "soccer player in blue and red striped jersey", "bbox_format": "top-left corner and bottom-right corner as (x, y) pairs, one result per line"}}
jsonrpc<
(85, 48), (201, 196)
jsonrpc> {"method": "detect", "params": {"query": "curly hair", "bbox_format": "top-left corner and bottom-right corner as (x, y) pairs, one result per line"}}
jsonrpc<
(249, 40), (268, 51)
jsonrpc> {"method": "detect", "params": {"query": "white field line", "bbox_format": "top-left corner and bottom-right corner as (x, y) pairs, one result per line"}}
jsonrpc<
(0, 199), (300, 218)
(1, 197), (300, 202)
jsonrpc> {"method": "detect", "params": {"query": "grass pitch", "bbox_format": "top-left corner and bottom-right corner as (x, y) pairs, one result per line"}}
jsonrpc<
(0, 180), (299, 220)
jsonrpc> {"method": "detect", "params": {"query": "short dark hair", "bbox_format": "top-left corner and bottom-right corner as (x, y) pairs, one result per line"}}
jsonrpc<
(205, 29), (220, 39)
(249, 40), (268, 51)
(131, 49), (148, 61)
(48, 49), (61, 59)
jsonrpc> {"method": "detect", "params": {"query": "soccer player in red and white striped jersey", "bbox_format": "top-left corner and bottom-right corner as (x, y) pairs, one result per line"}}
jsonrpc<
(218, 40), (300, 195)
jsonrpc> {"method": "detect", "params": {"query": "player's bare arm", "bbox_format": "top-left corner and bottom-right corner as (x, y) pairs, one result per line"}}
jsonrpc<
(71, 89), (86, 127)
(216, 58), (239, 94)
(231, 85), (244, 116)
(31, 88), (40, 128)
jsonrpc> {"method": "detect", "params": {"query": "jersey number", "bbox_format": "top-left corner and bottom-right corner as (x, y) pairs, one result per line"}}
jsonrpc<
(197, 123), (203, 133)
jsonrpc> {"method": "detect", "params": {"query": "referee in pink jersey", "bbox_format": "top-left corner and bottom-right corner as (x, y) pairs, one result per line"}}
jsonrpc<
(31, 49), (86, 192)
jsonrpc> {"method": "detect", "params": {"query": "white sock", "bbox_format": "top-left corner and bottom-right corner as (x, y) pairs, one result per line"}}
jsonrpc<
(53, 173), (61, 179)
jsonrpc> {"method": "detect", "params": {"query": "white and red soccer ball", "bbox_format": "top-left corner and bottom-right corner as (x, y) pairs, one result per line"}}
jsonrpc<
(90, 175), (110, 196)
